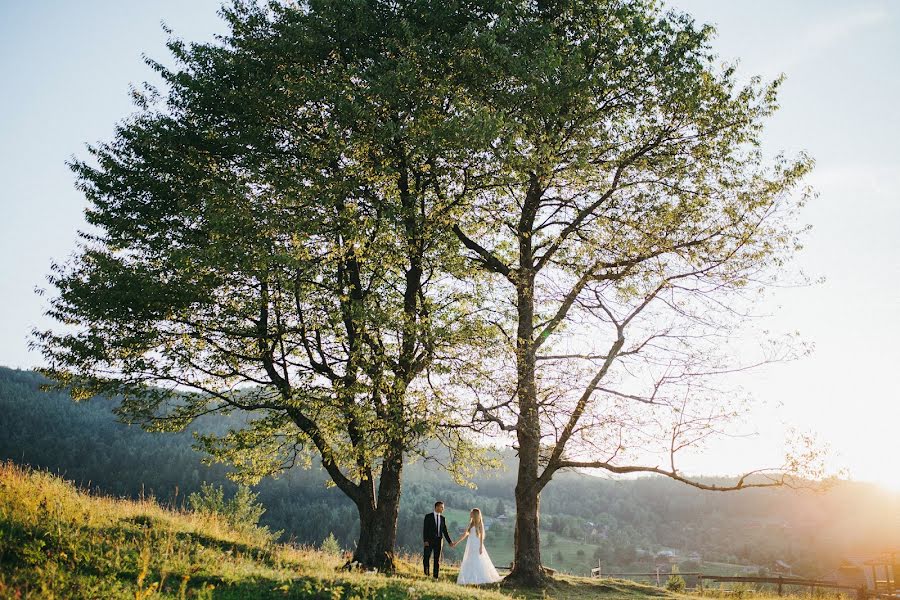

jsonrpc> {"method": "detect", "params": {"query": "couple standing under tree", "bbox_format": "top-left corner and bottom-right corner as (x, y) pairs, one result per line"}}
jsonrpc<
(423, 501), (502, 585)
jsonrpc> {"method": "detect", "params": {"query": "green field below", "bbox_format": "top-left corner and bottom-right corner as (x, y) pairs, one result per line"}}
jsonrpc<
(439, 508), (763, 580)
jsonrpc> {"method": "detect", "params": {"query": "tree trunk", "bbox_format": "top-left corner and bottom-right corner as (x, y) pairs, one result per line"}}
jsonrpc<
(508, 378), (550, 586)
(506, 262), (551, 586)
(352, 504), (398, 573)
(350, 447), (404, 573)
(508, 471), (548, 585)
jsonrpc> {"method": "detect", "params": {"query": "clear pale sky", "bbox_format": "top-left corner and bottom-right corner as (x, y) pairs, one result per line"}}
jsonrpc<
(1, 2), (897, 489)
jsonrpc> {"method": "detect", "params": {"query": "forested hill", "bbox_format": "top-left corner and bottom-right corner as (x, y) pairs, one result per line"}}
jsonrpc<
(1, 366), (896, 578)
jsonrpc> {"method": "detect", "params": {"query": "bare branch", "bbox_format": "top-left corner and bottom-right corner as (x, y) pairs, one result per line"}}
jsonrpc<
(553, 460), (795, 491)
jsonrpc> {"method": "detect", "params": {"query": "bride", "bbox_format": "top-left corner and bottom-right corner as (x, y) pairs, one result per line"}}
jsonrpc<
(455, 508), (502, 585)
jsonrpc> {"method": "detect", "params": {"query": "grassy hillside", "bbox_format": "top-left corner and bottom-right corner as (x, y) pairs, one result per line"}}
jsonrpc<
(0, 461), (684, 600)
(2, 366), (897, 580)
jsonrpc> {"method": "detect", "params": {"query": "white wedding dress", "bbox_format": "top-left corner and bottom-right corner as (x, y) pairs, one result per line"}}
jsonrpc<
(456, 525), (502, 585)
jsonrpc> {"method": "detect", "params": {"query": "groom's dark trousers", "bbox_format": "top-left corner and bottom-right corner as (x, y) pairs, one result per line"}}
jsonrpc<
(423, 512), (452, 578)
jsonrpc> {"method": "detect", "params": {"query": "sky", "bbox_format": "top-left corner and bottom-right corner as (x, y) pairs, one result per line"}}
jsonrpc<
(0, 2), (898, 490)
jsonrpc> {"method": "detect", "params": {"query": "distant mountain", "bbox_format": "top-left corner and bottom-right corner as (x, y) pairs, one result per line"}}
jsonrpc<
(1, 366), (896, 577)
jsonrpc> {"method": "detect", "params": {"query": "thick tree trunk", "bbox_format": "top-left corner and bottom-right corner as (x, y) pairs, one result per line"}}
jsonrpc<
(352, 503), (398, 573)
(508, 382), (550, 586)
(350, 447), (404, 573)
(507, 259), (551, 586)
(508, 470), (548, 586)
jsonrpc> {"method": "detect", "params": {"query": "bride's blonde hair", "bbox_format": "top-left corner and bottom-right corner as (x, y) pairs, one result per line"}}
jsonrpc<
(467, 508), (484, 535)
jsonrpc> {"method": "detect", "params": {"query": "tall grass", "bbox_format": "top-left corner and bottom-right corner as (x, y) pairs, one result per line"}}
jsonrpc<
(0, 461), (509, 599)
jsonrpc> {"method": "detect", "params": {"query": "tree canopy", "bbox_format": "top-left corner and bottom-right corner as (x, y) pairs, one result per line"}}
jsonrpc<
(34, 0), (500, 571)
(447, 0), (815, 584)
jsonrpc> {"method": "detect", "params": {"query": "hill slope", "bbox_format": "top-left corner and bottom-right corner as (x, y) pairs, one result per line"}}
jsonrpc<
(1, 366), (897, 579)
(0, 461), (682, 600)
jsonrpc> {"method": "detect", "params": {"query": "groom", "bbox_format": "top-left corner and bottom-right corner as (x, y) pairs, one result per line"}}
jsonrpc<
(423, 501), (455, 578)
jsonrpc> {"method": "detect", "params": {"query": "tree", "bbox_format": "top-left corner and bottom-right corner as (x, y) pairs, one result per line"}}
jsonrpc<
(188, 482), (270, 537)
(321, 533), (342, 556)
(33, 0), (496, 573)
(666, 565), (687, 592)
(451, 0), (819, 585)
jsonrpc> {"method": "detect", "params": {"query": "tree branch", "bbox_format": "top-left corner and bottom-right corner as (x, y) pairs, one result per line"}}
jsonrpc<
(452, 224), (513, 280)
(552, 460), (794, 491)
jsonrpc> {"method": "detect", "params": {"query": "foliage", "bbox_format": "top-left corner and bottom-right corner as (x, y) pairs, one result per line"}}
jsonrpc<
(442, 0), (818, 581)
(9, 0), (842, 583)
(188, 481), (228, 518)
(320, 532), (342, 556)
(31, 0), (501, 571)
(457, 0), (817, 477)
(666, 566), (686, 592)
(188, 482), (269, 537)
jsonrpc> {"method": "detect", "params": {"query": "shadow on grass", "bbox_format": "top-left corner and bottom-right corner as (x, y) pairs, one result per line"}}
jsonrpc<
(172, 572), (504, 599)
(501, 575), (675, 600)
(117, 515), (275, 560)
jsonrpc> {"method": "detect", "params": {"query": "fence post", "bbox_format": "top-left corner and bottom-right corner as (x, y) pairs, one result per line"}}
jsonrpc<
(699, 575), (704, 593)
(778, 576), (783, 596)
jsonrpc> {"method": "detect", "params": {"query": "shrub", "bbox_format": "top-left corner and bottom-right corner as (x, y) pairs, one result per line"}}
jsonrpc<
(189, 482), (266, 532)
(189, 482), (226, 515)
(227, 485), (267, 529)
(320, 532), (341, 555)
(666, 565), (687, 592)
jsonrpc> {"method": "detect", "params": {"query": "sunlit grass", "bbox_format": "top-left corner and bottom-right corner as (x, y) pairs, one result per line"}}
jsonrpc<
(0, 461), (511, 599)
(0, 461), (854, 600)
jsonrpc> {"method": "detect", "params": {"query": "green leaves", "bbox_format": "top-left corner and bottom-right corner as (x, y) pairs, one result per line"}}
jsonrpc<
(444, 6), (816, 562)
(188, 482), (271, 536)
(36, 1), (501, 527)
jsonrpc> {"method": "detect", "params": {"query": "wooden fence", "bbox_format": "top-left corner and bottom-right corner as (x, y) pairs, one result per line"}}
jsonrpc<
(592, 570), (879, 600)
(699, 575), (867, 599)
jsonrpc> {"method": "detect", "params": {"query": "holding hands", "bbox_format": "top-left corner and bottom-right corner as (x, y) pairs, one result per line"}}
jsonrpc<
(451, 530), (468, 548)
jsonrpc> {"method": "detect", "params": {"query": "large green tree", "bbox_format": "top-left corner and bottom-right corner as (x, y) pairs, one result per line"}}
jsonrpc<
(450, 0), (817, 585)
(34, 0), (496, 572)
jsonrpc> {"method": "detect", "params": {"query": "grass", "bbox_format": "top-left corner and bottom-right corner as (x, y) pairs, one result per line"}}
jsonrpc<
(0, 461), (841, 600)
(0, 461), (509, 599)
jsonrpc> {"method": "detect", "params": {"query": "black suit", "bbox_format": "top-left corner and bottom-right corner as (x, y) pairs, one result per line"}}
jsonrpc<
(423, 511), (452, 578)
